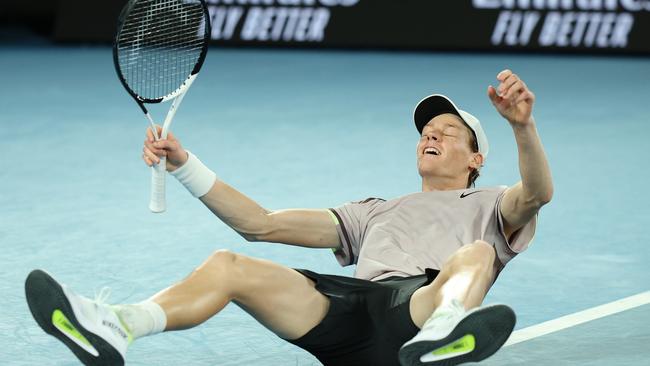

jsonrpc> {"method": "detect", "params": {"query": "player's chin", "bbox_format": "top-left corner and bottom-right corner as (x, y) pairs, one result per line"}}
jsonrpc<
(417, 161), (439, 177)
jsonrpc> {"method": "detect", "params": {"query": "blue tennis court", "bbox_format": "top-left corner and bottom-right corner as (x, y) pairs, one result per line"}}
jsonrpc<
(2, 46), (649, 365)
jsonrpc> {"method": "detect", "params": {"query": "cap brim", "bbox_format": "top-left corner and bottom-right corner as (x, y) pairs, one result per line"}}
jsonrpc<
(413, 94), (464, 134)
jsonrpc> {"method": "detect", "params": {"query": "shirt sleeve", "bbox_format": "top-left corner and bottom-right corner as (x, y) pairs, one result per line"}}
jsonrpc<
(329, 198), (385, 267)
(493, 189), (537, 267)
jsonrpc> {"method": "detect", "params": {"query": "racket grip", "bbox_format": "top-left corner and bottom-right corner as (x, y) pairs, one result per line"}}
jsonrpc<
(149, 157), (167, 213)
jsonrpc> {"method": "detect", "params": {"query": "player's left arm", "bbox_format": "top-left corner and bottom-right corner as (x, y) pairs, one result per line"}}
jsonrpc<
(488, 69), (554, 239)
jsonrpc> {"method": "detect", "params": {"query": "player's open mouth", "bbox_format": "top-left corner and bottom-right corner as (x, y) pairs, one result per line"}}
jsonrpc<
(424, 147), (441, 156)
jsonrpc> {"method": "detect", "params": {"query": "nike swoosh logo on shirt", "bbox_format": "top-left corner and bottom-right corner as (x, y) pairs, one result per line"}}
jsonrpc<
(460, 190), (483, 198)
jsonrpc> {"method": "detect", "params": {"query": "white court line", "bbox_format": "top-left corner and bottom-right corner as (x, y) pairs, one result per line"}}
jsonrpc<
(505, 291), (650, 347)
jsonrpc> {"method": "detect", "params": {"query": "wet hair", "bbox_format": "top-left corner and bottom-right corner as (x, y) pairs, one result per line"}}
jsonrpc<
(467, 129), (480, 188)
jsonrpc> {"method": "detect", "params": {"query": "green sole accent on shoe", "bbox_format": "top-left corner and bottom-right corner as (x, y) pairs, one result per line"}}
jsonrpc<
(52, 309), (92, 347)
(429, 334), (475, 358)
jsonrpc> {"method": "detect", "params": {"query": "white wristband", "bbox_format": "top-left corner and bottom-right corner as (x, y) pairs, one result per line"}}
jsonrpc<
(170, 150), (217, 198)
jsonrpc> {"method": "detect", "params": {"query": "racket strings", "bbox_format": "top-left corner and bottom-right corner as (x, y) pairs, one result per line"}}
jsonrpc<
(123, 1), (203, 97)
(116, 0), (207, 100)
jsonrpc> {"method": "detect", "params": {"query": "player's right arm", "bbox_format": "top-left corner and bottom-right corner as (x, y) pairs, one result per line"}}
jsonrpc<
(142, 127), (341, 249)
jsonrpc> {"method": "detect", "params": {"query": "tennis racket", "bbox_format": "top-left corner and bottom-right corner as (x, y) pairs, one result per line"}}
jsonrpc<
(113, 0), (211, 213)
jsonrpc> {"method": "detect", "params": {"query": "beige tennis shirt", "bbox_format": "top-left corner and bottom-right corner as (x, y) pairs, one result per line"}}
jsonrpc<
(329, 186), (536, 281)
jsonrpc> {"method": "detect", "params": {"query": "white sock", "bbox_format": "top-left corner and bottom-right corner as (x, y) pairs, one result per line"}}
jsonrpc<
(114, 301), (168, 340)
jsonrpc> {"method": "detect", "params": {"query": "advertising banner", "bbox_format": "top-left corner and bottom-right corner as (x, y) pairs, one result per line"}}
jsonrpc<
(53, 0), (650, 54)
(206, 0), (650, 53)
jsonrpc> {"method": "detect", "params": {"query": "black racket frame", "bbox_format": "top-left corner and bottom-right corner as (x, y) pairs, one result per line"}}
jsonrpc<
(112, 0), (211, 113)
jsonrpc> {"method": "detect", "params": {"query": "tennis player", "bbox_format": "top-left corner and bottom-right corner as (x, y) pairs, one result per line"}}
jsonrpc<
(26, 69), (553, 366)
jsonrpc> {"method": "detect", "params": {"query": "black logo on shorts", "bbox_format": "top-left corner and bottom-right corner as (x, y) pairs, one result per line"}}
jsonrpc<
(460, 190), (483, 198)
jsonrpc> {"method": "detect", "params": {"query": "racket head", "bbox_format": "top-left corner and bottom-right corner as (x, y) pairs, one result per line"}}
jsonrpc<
(113, 0), (211, 105)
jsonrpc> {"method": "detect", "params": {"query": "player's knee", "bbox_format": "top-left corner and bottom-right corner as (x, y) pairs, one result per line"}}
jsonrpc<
(471, 240), (494, 254)
(199, 249), (240, 277)
(469, 239), (495, 256)
(468, 240), (496, 267)
(447, 240), (495, 271)
(209, 249), (237, 263)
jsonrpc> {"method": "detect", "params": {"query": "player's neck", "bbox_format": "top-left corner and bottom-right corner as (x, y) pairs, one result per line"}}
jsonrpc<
(421, 176), (467, 192)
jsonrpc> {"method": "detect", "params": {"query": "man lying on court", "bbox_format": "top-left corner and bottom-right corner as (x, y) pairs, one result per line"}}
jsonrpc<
(26, 69), (553, 366)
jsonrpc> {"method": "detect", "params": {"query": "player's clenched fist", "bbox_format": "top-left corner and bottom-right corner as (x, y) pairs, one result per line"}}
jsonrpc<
(142, 126), (188, 172)
(487, 69), (535, 126)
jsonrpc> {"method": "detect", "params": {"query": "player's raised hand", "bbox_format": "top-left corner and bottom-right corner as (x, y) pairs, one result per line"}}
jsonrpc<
(142, 126), (188, 172)
(488, 69), (535, 126)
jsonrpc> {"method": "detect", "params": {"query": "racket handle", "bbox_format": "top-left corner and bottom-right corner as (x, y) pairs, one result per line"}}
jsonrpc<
(149, 157), (167, 213)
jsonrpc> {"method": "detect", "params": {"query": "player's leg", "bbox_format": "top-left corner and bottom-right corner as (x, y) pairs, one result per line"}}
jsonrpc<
(399, 240), (515, 366)
(150, 249), (330, 340)
(408, 240), (498, 327)
(25, 250), (330, 366)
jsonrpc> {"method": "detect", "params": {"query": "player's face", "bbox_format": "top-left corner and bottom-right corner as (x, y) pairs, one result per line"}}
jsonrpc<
(416, 114), (476, 182)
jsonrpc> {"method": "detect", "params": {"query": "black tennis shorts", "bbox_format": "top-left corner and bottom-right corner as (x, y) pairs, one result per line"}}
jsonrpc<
(287, 268), (439, 366)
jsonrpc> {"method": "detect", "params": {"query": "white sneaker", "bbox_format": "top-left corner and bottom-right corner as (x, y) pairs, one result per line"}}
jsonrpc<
(399, 300), (515, 366)
(25, 270), (132, 366)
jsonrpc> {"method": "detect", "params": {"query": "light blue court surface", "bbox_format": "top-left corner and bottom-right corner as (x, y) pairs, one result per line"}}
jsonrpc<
(1, 47), (649, 365)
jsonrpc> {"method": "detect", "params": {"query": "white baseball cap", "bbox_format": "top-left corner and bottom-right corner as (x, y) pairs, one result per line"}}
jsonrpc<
(413, 94), (489, 158)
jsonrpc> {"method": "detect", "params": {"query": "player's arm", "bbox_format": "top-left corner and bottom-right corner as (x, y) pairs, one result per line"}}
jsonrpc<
(487, 70), (554, 239)
(143, 127), (341, 249)
(200, 182), (340, 248)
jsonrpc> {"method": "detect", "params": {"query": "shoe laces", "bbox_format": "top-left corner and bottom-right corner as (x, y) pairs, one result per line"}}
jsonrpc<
(93, 287), (112, 306)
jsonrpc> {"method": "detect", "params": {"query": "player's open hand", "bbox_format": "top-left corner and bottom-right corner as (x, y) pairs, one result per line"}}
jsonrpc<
(142, 126), (188, 172)
(487, 70), (535, 126)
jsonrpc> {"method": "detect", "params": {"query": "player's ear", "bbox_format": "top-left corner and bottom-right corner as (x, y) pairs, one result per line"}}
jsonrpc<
(469, 152), (483, 170)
